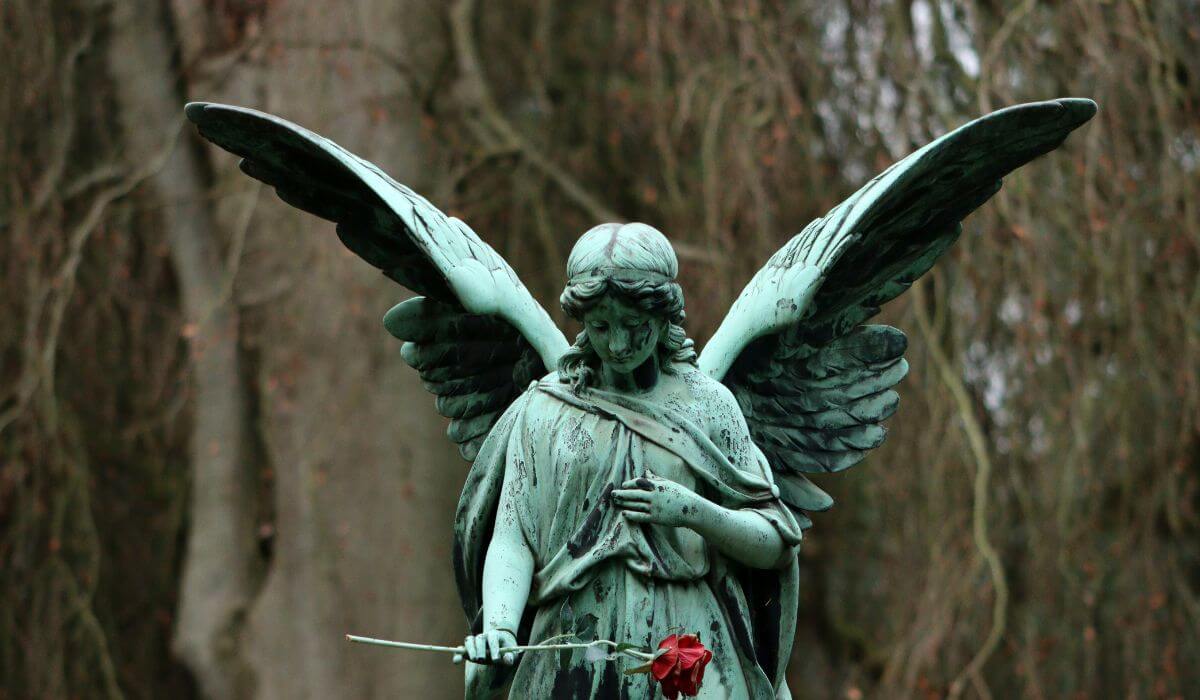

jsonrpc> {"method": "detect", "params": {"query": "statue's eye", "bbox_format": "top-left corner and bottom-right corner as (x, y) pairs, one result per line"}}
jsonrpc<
(590, 321), (608, 332)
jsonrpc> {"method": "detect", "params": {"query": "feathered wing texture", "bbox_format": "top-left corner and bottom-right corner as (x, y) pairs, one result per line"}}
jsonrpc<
(702, 98), (1097, 524)
(381, 298), (548, 460)
(185, 102), (569, 460)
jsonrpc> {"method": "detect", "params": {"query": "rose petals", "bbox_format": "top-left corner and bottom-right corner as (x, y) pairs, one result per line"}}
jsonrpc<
(650, 633), (713, 698)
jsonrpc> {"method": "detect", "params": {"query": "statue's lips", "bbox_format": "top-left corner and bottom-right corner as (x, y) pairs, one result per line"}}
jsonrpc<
(607, 355), (638, 368)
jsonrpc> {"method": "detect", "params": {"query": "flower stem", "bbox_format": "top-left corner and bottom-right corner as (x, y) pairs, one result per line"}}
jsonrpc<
(505, 640), (654, 660)
(345, 634), (654, 660)
(345, 635), (463, 653)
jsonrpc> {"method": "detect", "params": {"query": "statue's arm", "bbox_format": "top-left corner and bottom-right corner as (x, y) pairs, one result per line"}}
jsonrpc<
(482, 501), (534, 634)
(612, 381), (789, 570)
(466, 473), (534, 664)
(615, 472), (785, 569)
(690, 495), (786, 569)
(690, 390), (788, 569)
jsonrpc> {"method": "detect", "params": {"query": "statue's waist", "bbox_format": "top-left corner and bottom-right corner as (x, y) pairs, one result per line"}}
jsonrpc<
(530, 542), (710, 606)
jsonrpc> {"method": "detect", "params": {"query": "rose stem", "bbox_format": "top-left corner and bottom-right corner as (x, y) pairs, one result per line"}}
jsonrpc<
(345, 635), (654, 660)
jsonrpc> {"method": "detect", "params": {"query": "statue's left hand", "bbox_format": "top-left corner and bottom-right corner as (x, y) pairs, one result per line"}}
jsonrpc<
(613, 472), (707, 528)
(456, 628), (518, 666)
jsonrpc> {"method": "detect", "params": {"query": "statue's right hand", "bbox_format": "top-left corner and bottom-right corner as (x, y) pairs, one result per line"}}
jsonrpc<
(454, 628), (518, 666)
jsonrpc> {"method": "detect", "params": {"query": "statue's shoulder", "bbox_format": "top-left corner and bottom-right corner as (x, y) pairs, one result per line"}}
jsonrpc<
(536, 369), (563, 385)
(516, 370), (566, 407)
(491, 372), (566, 430)
(674, 364), (740, 414)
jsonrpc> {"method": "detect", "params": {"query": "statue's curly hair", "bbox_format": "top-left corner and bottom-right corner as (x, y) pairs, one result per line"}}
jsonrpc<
(557, 223), (697, 392)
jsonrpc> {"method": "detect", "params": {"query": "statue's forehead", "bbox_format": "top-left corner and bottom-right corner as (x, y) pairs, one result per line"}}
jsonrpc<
(567, 266), (672, 286)
(583, 294), (649, 319)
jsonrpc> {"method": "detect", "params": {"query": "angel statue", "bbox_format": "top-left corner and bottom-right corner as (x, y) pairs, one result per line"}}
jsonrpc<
(186, 97), (1095, 698)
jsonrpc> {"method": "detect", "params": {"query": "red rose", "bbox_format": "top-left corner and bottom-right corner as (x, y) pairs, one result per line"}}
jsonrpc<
(650, 633), (713, 698)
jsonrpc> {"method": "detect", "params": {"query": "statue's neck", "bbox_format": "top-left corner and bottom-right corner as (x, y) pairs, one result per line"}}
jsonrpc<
(599, 354), (660, 393)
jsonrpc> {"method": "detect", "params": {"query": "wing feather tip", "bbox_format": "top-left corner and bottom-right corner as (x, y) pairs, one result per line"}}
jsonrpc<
(184, 101), (211, 124)
(383, 297), (429, 340)
(775, 472), (835, 512)
(1057, 97), (1098, 127)
(459, 438), (484, 462)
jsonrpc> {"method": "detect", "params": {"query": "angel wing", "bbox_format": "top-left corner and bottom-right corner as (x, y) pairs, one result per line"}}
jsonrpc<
(698, 98), (1097, 526)
(185, 102), (569, 460)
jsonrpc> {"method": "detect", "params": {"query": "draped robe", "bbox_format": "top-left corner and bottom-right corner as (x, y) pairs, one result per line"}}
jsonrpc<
(454, 374), (803, 699)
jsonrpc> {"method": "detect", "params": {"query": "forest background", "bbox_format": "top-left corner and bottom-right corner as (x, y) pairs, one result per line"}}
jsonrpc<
(2, 1), (1198, 698)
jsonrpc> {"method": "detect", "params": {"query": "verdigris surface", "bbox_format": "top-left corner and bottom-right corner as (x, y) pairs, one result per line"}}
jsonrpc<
(186, 97), (1095, 699)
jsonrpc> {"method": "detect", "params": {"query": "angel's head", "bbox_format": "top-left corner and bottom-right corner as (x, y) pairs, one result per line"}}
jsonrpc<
(557, 223), (697, 392)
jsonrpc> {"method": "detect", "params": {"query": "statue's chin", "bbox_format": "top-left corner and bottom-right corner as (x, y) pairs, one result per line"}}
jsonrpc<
(600, 354), (655, 378)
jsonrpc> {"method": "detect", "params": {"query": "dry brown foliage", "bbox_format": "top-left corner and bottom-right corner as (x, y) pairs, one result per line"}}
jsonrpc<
(435, 1), (1200, 696)
(1, 1), (1196, 698)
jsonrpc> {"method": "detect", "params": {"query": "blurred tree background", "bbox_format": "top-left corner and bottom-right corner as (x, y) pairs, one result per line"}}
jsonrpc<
(2, 0), (1197, 698)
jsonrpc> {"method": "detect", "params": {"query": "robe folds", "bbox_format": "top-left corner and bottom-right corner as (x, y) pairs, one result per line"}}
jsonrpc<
(454, 377), (803, 699)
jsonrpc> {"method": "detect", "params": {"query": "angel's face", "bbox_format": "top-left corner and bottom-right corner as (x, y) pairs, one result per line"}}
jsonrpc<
(582, 295), (665, 374)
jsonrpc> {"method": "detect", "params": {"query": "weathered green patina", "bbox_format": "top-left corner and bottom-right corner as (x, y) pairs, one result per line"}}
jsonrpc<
(186, 97), (1095, 698)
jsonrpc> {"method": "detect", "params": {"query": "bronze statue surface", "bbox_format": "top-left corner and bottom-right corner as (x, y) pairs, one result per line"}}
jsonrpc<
(186, 97), (1095, 698)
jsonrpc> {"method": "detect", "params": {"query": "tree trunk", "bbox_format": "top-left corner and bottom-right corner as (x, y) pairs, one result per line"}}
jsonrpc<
(221, 4), (468, 695)
(111, 1), (467, 697)
(107, 2), (259, 698)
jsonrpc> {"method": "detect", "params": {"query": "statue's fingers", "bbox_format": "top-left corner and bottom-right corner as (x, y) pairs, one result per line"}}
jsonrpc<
(619, 501), (652, 513)
(613, 489), (651, 502)
(623, 510), (652, 523)
(627, 494), (653, 505)
(465, 635), (482, 662)
(486, 631), (504, 662)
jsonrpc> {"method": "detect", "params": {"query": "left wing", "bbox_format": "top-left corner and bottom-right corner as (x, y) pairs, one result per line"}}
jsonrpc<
(699, 98), (1097, 524)
(186, 102), (569, 460)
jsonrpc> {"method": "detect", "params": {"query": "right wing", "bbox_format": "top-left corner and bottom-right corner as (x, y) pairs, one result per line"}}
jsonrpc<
(698, 98), (1096, 521)
(186, 102), (569, 460)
